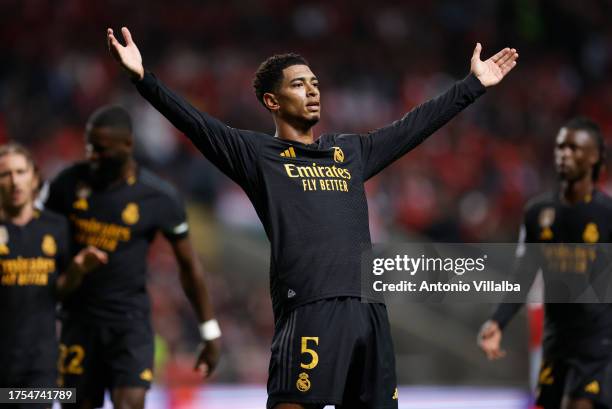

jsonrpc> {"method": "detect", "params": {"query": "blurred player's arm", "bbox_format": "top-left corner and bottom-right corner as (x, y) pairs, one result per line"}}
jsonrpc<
(159, 187), (221, 378)
(56, 246), (108, 298)
(478, 223), (540, 360)
(107, 27), (258, 187)
(50, 213), (107, 298)
(361, 44), (518, 180)
(170, 236), (221, 378)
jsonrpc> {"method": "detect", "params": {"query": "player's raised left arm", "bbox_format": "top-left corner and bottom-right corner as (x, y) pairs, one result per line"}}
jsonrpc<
(170, 236), (220, 379)
(360, 44), (518, 180)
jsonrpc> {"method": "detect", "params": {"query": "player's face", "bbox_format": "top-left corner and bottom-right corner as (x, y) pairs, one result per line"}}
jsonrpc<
(274, 64), (320, 126)
(85, 126), (133, 178)
(0, 153), (38, 211)
(554, 128), (598, 182)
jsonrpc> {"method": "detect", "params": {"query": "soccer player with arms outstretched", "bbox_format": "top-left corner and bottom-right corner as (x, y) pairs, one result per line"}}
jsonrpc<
(108, 26), (517, 408)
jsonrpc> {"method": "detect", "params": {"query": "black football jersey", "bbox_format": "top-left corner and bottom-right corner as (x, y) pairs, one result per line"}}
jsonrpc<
(0, 210), (69, 370)
(135, 71), (485, 321)
(493, 190), (612, 358)
(45, 163), (189, 324)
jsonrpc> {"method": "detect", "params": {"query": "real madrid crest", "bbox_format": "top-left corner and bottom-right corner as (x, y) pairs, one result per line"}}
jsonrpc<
(583, 223), (599, 243)
(122, 203), (139, 225)
(296, 372), (311, 392)
(332, 146), (344, 163)
(0, 226), (9, 255)
(42, 234), (57, 256)
(538, 207), (555, 240)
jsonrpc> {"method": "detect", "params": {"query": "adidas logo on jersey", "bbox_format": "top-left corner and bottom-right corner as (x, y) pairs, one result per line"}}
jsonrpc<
(287, 289), (296, 298)
(280, 147), (296, 158)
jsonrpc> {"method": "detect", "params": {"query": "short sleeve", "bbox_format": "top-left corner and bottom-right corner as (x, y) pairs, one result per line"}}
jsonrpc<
(157, 190), (189, 241)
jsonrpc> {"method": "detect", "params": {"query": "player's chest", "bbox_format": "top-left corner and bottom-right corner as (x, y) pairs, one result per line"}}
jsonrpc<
(535, 205), (611, 243)
(0, 224), (58, 287)
(66, 186), (156, 242)
(261, 143), (363, 198)
(0, 224), (59, 259)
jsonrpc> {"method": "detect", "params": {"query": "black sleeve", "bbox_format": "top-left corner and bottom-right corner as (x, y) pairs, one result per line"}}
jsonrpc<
(157, 190), (189, 242)
(44, 175), (69, 215)
(135, 72), (260, 189)
(490, 221), (541, 330)
(359, 74), (485, 180)
(56, 216), (72, 272)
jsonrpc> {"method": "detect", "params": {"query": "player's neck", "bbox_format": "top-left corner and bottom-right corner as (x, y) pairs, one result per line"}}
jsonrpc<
(560, 177), (594, 205)
(274, 118), (315, 145)
(92, 159), (137, 189)
(0, 202), (35, 226)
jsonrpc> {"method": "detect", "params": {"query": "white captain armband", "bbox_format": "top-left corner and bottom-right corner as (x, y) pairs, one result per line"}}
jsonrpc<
(171, 222), (189, 235)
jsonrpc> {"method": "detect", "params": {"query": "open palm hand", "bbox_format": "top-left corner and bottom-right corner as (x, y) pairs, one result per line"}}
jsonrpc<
(471, 43), (518, 87)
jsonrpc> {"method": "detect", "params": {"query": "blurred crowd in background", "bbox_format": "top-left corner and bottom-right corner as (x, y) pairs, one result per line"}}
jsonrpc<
(1, 0), (611, 386)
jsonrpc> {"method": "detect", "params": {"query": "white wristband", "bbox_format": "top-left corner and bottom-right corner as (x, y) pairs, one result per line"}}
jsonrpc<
(200, 319), (221, 341)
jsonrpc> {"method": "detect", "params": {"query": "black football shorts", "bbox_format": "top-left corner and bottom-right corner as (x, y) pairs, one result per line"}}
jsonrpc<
(58, 318), (154, 408)
(536, 355), (612, 409)
(267, 297), (398, 409)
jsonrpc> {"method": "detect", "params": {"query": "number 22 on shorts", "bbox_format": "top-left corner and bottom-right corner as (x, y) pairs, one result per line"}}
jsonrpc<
(300, 337), (319, 369)
(58, 344), (85, 375)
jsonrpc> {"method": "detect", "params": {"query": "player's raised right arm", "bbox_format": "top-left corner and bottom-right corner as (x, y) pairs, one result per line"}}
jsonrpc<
(106, 27), (259, 186)
(107, 26), (205, 138)
(107, 27), (144, 81)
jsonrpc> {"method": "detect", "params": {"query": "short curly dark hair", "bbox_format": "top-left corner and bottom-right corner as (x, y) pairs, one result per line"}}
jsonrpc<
(253, 53), (309, 110)
(86, 105), (133, 133)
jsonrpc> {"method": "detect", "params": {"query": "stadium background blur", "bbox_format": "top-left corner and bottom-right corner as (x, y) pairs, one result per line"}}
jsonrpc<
(1, 0), (611, 404)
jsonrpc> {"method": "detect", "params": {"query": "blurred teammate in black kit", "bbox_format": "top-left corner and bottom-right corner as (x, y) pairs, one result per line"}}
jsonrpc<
(44, 106), (220, 409)
(479, 118), (612, 409)
(108, 26), (518, 408)
(0, 144), (106, 409)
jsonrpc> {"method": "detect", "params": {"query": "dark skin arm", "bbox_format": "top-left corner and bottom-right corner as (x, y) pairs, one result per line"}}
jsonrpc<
(56, 245), (108, 299)
(169, 236), (220, 378)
